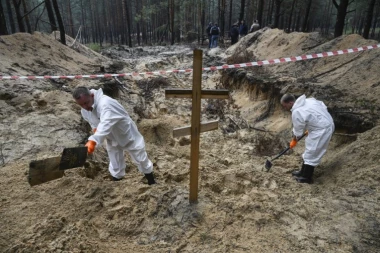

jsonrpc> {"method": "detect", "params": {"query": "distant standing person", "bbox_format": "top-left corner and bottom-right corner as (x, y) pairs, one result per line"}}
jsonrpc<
(250, 20), (260, 33)
(280, 94), (335, 184)
(206, 22), (213, 48)
(210, 23), (220, 48)
(230, 23), (239, 45)
(73, 86), (156, 185)
(239, 20), (248, 38)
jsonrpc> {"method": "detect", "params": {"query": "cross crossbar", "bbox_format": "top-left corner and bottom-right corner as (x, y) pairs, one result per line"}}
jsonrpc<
(165, 89), (229, 99)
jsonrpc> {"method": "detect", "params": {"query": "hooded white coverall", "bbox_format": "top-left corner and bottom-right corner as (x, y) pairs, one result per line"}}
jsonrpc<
(291, 95), (334, 166)
(81, 89), (153, 178)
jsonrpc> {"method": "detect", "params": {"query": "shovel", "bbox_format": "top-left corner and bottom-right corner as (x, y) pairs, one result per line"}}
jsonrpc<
(28, 147), (88, 186)
(264, 132), (307, 172)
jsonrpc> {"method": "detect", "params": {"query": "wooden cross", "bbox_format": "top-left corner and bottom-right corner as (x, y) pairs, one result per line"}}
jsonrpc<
(165, 49), (229, 203)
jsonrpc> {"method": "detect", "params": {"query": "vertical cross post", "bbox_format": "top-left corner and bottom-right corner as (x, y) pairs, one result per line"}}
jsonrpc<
(165, 50), (229, 203)
(189, 49), (202, 203)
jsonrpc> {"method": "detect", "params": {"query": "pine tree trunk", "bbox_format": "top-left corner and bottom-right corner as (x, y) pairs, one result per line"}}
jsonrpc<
(45, 0), (57, 31)
(94, 0), (101, 46)
(273, 0), (283, 28)
(370, 1), (379, 38)
(200, 2), (205, 44)
(287, 0), (297, 32)
(135, 0), (141, 46)
(5, 0), (15, 33)
(220, 0), (226, 37)
(267, 0), (274, 25)
(229, 0), (233, 29)
(88, 0), (96, 43)
(295, 9), (301, 31)
(0, 1), (8, 35)
(141, 0), (147, 44)
(239, 0), (245, 21)
(102, 0), (107, 44)
(79, 0), (87, 43)
(124, 0), (132, 47)
(363, 0), (377, 39)
(21, 0), (31, 33)
(169, 0), (175, 45)
(333, 0), (349, 38)
(357, 14), (364, 35)
(301, 0), (312, 32)
(257, 0), (264, 27)
(51, 0), (65, 44)
(12, 0), (25, 32)
(67, 0), (74, 37)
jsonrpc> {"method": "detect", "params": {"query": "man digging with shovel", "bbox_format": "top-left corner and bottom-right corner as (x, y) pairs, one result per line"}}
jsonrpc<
(280, 94), (335, 184)
(73, 86), (156, 185)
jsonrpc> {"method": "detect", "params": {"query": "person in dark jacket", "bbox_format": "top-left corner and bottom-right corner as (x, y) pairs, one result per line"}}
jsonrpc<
(239, 20), (248, 38)
(210, 23), (220, 48)
(230, 23), (239, 45)
(206, 22), (213, 48)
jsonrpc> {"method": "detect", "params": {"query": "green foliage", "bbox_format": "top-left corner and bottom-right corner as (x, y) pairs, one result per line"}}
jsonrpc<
(87, 43), (101, 53)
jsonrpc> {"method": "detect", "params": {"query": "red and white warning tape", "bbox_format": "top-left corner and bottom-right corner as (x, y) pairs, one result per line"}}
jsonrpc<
(0, 44), (379, 80)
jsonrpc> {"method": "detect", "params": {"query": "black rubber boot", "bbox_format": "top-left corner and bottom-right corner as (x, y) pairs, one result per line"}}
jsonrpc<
(112, 176), (122, 181)
(295, 164), (314, 184)
(144, 172), (156, 185)
(292, 162), (305, 177)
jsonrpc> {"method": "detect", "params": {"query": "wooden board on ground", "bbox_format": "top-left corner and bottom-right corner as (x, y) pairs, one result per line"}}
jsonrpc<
(28, 156), (63, 186)
(28, 147), (87, 186)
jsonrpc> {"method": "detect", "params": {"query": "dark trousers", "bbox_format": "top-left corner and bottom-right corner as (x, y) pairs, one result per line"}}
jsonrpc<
(231, 36), (238, 45)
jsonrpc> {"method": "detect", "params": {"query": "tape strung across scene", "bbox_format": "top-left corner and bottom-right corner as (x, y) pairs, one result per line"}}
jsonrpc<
(0, 44), (379, 80)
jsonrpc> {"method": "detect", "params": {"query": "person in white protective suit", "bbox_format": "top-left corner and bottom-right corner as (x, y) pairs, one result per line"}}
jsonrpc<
(73, 86), (156, 185)
(280, 94), (334, 184)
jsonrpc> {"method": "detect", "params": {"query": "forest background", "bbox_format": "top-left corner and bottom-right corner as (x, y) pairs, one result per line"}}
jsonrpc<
(0, 0), (379, 50)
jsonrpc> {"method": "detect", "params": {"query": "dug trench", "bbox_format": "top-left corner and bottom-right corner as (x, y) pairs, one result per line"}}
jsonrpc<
(45, 69), (380, 252)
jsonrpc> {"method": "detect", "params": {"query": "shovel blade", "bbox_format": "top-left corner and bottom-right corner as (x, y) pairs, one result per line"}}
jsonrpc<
(59, 147), (87, 170)
(28, 156), (64, 186)
(264, 159), (272, 171)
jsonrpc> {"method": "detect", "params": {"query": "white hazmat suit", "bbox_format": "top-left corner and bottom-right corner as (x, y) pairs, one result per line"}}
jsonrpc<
(81, 89), (153, 178)
(291, 95), (334, 166)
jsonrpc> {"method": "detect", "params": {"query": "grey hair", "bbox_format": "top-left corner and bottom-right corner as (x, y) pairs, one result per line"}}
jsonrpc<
(280, 94), (295, 104)
(73, 86), (91, 100)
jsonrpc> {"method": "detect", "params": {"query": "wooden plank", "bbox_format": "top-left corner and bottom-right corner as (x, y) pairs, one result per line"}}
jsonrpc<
(173, 120), (219, 138)
(165, 89), (229, 99)
(189, 49), (203, 203)
(28, 157), (64, 186)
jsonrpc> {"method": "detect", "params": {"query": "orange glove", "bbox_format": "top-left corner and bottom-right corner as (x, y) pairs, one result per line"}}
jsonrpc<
(290, 138), (297, 149)
(85, 140), (96, 154)
(93, 128), (97, 133)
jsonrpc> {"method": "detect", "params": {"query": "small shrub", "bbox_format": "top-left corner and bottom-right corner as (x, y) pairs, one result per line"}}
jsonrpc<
(87, 43), (101, 52)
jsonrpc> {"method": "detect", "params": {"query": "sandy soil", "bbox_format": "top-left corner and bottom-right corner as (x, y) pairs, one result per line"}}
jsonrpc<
(0, 29), (379, 253)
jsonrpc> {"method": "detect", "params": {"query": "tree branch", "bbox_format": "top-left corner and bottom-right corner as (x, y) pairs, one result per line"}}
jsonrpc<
(332, 0), (338, 9)
(20, 1), (45, 20)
